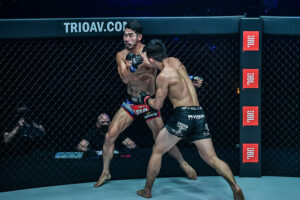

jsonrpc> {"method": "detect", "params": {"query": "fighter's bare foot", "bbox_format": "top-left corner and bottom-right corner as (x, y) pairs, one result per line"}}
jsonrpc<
(233, 186), (245, 200)
(137, 189), (152, 198)
(94, 173), (111, 188)
(180, 161), (197, 180)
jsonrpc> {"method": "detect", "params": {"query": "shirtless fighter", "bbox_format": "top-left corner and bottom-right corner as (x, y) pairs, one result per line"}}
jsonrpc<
(136, 39), (244, 200)
(94, 20), (202, 187)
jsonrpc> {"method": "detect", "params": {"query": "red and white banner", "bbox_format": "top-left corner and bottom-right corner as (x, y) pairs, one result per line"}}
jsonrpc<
(243, 143), (259, 163)
(243, 31), (259, 51)
(243, 106), (259, 126)
(243, 69), (259, 89)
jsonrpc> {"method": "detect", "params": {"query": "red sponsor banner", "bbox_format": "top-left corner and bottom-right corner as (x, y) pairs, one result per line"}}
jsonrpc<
(243, 106), (259, 126)
(243, 69), (259, 89)
(243, 143), (259, 163)
(243, 31), (259, 51)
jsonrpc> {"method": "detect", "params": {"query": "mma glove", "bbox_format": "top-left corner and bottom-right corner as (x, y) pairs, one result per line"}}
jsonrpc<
(129, 54), (143, 73)
(189, 75), (204, 81)
(138, 92), (152, 105)
(126, 53), (134, 61)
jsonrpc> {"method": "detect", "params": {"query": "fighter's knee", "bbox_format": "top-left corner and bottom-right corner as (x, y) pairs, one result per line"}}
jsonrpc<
(105, 130), (117, 143)
(153, 143), (165, 155)
(206, 156), (218, 167)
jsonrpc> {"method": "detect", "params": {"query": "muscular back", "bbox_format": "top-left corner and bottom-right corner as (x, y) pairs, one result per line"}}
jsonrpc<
(161, 58), (199, 108)
(116, 47), (157, 97)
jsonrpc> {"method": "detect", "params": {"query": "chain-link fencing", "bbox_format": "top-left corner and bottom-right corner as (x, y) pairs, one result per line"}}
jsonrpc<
(0, 35), (240, 191)
(262, 35), (300, 176)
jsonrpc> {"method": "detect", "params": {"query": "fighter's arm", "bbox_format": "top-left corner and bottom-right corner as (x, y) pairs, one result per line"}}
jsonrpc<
(140, 52), (156, 70)
(116, 52), (132, 84)
(147, 74), (169, 110)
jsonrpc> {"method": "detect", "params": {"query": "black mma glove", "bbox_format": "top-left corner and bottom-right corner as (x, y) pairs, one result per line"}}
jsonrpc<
(130, 54), (143, 72)
(138, 92), (152, 105)
(126, 53), (134, 61)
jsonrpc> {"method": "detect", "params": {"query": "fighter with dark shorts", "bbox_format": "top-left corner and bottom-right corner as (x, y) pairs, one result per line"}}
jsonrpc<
(164, 106), (210, 142)
(137, 39), (244, 200)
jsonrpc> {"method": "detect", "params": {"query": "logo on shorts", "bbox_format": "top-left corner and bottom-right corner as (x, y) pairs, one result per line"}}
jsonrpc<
(203, 132), (210, 137)
(203, 123), (210, 136)
(188, 115), (204, 120)
(145, 112), (158, 118)
(177, 122), (188, 129)
(183, 107), (202, 110)
(131, 104), (149, 115)
(172, 122), (188, 137)
(243, 143), (259, 163)
(243, 69), (259, 89)
(243, 31), (259, 51)
(243, 106), (259, 126)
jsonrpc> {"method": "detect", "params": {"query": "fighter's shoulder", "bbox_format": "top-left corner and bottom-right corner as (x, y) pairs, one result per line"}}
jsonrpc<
(116, 49), (129, 60)
(163, 58), (181, 73)
(165, 57), (181, 65)
(156, 73), (169, 85)
(157, 66), (171, 82)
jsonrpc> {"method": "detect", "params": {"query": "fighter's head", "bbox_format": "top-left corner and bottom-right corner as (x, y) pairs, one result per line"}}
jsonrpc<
(123, 20), (143, 50)
(143, 39), (167, 70)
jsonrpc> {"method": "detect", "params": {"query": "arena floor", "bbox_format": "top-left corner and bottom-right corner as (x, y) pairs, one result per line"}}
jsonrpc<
(1, 176), (299, 200)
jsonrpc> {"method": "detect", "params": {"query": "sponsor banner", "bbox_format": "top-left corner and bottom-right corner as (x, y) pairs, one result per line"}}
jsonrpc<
(63, 21), (128, 34)
(243, 31), (259, 51)
(243, 106), (259, 126)
(243, 143), (259, 163)
(243, 69), (259, 89)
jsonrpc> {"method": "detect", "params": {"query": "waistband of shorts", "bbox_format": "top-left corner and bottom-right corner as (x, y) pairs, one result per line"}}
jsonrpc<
(125, 95), (139, 104)
(174, 106), (203, 111)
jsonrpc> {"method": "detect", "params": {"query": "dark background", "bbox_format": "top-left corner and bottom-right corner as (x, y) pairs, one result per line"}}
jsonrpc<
(0, 0), (299, 19)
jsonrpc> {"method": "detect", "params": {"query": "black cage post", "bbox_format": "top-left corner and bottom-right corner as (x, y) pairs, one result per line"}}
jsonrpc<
(239, 17), (262, 177)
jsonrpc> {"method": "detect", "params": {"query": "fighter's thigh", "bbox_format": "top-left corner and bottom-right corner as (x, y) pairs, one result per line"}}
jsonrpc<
(192, 138), (217, 161)
(108, 108), (134, 138)
(146, 117), (164, 139)
(153, 128), (181, 154)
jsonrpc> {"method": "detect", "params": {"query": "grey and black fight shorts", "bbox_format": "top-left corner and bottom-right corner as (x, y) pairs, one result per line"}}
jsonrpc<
(121, 96), (161, 122)
(164, 106), (211, 142)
